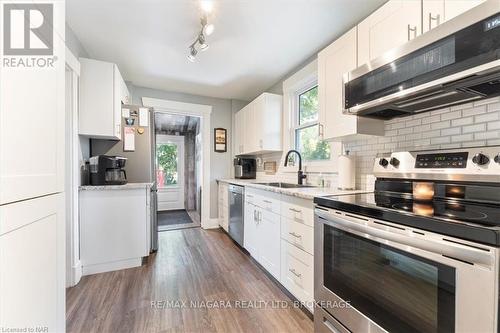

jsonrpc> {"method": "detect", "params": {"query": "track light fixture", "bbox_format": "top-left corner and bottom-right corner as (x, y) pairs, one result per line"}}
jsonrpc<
(187, 45), (197, 62)
(187, 3), (214, 62)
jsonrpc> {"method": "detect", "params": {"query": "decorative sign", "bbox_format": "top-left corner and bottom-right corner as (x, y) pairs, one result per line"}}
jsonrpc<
(214, 128), (227, 152)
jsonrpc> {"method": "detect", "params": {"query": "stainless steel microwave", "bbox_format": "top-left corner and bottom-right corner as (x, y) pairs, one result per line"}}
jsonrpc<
(343, 0), (500, 119)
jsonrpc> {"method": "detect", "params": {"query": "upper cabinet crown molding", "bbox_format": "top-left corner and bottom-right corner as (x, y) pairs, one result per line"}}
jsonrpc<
(79, 58), (130, 140)
(234, 92), (282, 156)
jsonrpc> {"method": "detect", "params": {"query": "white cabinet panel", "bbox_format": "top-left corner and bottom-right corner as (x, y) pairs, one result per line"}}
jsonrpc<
(258, 209), (281, 279)
(0, 37), (65, 205)
(0, 194), (64, 332)
(318, 27), (383, 141)
(281, 217), (314, 255)
(218, 182), (229, 231)
(79, 58), (127, 140)
(444, 0), (484, 22)
(233, 93), (282, 156)
(281, 195), (314, 227)
(358, 0), (422, 66)
(243, 201), (258, 257)
(280, 241), (314, 310)
(80, 188), (149, 275)
(423, 0), (485, 32)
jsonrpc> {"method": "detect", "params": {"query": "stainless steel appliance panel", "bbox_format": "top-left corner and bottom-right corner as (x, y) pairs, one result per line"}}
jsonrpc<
(314, 207), (499, 333)
(228, 184), (244, 246)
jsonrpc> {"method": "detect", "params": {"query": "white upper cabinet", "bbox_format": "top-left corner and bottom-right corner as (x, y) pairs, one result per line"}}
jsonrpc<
(423, 0), (485, 33)
(358, 0), (422, 66)
(79, 58), (129, 140)
(233, 92), (282, 156)
(318, 27), (384, 141)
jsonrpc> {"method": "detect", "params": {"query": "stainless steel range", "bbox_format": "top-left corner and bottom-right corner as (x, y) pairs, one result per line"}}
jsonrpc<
(314, 147), (500, 333)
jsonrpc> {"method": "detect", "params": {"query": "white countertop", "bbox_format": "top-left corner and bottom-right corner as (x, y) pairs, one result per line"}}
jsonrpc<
(217, 179), (368, 200)
(79, 182), (154, 191)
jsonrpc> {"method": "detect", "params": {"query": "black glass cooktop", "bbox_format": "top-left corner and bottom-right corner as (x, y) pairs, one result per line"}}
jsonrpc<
(314, 192), (500, 246)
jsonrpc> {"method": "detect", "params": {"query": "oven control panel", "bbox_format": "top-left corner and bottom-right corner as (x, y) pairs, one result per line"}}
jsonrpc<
(415, 152), (468, 168)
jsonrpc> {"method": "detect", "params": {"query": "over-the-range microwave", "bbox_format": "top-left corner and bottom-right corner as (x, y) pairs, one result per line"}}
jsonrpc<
(343, 0), (500, 120)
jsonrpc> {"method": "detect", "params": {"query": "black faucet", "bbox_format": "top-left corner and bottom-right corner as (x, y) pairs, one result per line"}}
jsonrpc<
(284, 150), (306, 185)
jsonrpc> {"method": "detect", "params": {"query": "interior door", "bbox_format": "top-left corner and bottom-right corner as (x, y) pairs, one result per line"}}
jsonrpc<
(156, 135), (185, 211)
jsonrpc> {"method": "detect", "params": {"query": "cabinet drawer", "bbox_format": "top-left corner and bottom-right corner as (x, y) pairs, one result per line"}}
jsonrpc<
(280, 241), (314, 308)
(246, 188), (281, 215)
(281, 195), (314, 227)
(281, 217), (314, 255)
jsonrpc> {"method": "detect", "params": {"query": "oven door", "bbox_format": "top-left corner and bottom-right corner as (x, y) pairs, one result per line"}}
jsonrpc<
(314, 207), (498, 333)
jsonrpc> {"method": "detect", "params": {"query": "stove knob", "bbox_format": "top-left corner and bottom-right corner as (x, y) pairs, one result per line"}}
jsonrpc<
(379, 158), (389, 167)
(495, 154), (500, 164)
(389, 157), (400, 167)
(472, 153), (490, 166)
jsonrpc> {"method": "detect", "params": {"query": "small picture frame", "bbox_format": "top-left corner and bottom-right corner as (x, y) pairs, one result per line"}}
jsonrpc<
(214, 128), (227, 152)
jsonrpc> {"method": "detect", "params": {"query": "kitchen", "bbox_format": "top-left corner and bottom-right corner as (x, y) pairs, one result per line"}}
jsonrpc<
(2, 0), (500, 332)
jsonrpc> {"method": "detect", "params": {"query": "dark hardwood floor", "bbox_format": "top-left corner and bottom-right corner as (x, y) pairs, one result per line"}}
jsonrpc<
(66, 228), (313, 333)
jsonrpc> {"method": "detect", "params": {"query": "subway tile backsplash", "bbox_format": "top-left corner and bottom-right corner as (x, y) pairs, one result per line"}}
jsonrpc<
(344, 97), (500, 190)
(249, 97), (500, 192)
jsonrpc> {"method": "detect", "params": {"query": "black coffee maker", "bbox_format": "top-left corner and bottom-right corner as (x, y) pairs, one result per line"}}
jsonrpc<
(89, 155), (128, 185)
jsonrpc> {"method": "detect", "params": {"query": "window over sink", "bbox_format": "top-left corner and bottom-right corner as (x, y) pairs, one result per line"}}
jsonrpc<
(294, 85), (331, 161)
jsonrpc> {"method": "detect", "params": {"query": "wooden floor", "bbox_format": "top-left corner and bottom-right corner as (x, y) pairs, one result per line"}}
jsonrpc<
(66, 228), (313, 333)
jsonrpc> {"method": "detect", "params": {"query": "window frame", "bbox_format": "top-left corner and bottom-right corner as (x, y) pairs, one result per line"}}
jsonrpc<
(292, 82), (331, 164)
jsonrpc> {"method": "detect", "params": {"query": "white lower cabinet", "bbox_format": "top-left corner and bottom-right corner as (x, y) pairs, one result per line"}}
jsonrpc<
(241, 187), (315, 310)
(281, 241), (314, 310)
(258, 209), (281, 279)
(218, 182), (229, 231)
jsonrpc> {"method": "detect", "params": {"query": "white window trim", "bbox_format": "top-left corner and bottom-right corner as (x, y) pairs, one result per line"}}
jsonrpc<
(281, 60), (337, 173)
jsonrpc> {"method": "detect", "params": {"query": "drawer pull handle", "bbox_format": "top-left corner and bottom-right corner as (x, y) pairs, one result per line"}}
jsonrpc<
(289, 208), (302, 213)
(289, 232), (302, 238)
(263, 200), (272, 204)
(289, 268), (302, 278)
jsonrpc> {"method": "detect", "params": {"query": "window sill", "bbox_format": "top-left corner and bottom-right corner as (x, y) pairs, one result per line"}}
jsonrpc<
(281, 162), (338, 174)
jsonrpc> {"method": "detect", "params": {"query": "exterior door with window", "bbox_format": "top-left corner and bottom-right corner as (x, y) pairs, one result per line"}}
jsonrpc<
(156, 135), (185, 211)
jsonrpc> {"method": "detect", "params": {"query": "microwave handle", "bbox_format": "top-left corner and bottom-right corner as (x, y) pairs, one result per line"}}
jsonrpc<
(315, 208), (494, 267)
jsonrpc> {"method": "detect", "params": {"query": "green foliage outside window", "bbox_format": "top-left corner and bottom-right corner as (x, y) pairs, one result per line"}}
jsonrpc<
(296, 86), (330, 161)
(156, 143), (178, 186)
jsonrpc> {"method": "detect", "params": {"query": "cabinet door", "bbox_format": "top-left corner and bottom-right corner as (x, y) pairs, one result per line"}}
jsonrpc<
(0, 36), (65, 205)
(244, 202), (258, 258)
(358, 0), (422, 66)
(258, 209), (281, 279)
(243, 101), (257, 154)
(444, 0), (484, 21)
(113, 65), (123, 140)
(318, 27), (358, 140)
(0, 194), (64, 332)
(233, 109), (245, 155)
(423, 0), (444, 33)
(260, 93), (282, 152)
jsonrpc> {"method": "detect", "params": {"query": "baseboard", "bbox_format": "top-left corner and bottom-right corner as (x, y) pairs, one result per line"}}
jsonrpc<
(82, 258), (142, 276)
(66, 260), (83, 287)
(202, 218), (220, 229)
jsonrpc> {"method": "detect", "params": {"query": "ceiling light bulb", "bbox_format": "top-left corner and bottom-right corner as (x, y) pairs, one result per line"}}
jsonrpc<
(203, 23), (214, 36)
(200, 0), (213, 13)
(197, 34), (209, 51)
(199, 43), (209, 51)
(187, 46), (197, 62)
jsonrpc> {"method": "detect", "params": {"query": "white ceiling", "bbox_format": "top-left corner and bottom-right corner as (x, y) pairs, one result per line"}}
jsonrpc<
(67, 0), (385, 101)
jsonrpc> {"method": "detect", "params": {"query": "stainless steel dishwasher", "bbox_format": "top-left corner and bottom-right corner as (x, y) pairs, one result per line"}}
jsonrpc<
(228, 184), (244, 246)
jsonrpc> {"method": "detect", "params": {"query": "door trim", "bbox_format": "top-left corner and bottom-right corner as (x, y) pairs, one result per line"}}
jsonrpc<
(142, 97), (213, 229)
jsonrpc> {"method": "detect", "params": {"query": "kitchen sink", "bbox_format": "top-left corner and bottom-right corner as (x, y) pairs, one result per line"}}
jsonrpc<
(255, 182), (315, 188)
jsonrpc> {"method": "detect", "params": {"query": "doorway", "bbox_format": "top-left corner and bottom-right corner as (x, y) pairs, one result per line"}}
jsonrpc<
(154, 113), (201, 231)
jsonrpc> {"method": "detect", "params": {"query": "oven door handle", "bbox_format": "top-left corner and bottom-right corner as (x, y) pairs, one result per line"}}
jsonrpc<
(315, 208), (495, 267)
